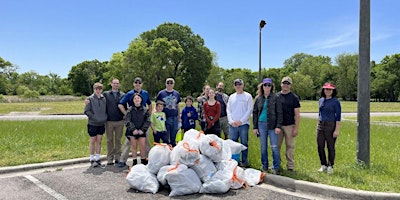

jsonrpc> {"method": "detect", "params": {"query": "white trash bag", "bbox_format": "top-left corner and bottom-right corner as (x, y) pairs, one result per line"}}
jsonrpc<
(165, 164), (202, 196)
(189, 154), (217, 182)
(199, 169), (232, 194)
(244, 168), (265, 186)
(126, 164), (159, 194)
(147, 143), (171, 174)
(199, 134), (223, 162)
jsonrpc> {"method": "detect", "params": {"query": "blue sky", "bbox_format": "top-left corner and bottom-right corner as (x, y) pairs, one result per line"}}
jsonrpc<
(1, 0), (399, 78)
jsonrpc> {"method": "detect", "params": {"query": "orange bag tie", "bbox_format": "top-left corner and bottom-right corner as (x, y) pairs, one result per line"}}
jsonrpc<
(182, 142), (199, 153)
(196, 131), (205, 139)
(153, 142), (173, 150)
(231, 166), (249, 189)
(167, 164), (179, 172)
(259, 172), (266, 184)
(209, 140), (220, 150)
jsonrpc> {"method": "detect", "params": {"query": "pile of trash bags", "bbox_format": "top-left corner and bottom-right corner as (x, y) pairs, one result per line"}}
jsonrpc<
(126, 129), (266, 196)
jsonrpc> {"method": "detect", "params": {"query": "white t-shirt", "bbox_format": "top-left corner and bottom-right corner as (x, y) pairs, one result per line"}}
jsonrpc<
(227, 91), (253, 125)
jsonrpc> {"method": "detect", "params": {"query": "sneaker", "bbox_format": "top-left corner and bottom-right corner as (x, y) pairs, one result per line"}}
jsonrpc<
(107, 161), (114, 165)
(141, 158), (148, 165)
(117, 162), (126, 168)
(287, 169), (295, 174)
(132, 159), (137, 166)
(327, 166), (333, 174)
(271, 169), (279, 175)
(318, 165), (327, 172)
(96, 160), (103, 167)
(239, 162), (249, 168)
(91, 160), (98, 168)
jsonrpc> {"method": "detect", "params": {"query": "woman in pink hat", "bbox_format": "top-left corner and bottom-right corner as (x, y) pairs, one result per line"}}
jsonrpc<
(316, 82), (341, 174)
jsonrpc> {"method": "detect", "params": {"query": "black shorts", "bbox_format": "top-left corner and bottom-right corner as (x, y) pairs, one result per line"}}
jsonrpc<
(126, 130), (147, 140)
(87, 124), (105, 137)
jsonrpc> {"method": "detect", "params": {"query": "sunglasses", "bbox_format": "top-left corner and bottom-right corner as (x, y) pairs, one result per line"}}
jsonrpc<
(282, 81), (291, 85)
(166, 81), (174, 85)
(263, 83), (272, 87)
(134, 81), (141, 84)
(234, 83), (242, 86)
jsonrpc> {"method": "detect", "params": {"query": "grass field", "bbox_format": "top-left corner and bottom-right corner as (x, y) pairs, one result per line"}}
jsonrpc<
(0, 117), (399, 193)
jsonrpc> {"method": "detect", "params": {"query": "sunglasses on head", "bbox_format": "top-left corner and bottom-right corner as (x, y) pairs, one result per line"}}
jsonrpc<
(282, 81), (291, 85)
(263, 83), (272, 87)
(166, 81), (174, 85)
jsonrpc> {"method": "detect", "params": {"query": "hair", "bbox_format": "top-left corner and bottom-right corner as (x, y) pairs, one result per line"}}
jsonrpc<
(201, 84), (211, 96)
(93, 82), (103, 90)
(256, 83), (274, 97)
(185, 96), (194, 103)
(207, 88), (217, 100)
(132, 93), (143, 104)
(320, 88), (338, 98)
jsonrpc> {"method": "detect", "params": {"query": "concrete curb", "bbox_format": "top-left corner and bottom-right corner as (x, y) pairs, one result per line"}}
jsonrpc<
(264, 173), (400, 200)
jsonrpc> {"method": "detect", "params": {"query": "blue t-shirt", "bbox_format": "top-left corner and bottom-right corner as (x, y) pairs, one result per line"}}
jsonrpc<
(258, 98), (268, 122)
(156, 89), (181, 118)
(318, 97), (341, 122)
(119, 89), (151, 107)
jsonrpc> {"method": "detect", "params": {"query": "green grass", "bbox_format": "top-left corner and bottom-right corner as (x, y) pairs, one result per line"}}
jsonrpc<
(0, 118), (399, 193)
(345, 116), (400, 122)
(299, 101), (400, 112)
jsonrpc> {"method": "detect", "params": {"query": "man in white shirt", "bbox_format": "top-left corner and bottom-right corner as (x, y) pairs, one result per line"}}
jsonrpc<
(227, 78), (253, 167)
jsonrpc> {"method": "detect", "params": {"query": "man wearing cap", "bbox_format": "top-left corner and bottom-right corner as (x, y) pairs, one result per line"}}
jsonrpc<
(227, 78), (253, 167)
(117, 77), (152, 167)
(156, 78), (181, 147)
(277, 76), (300, 172)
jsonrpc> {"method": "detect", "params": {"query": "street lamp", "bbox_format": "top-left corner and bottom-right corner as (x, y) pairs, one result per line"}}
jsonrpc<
(259, 20), (267, 83)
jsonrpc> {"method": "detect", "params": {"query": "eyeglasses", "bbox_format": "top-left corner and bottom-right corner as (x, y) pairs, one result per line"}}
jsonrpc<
(112, 82), (119, 84)
(234, 83), (242, 86)
(134, 82), (141, 84)
(166, 81), (174, 85)
(282, 81), (291, 85)
(324, 88), (333, 91)
(263, 83), (272, 87)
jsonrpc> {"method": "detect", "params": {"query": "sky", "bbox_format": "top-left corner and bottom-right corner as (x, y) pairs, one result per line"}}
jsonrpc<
(1, 0), (399, 78)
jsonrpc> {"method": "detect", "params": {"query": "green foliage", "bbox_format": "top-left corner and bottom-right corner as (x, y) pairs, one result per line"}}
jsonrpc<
(68, 60), (107, 95)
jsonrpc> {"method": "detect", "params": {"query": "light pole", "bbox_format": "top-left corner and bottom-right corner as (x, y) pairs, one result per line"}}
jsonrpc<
(259, 20), (267, 83)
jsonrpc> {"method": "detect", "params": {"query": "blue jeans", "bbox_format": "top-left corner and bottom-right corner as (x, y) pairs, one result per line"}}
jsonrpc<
(166, 116), (178, 147)
(258, 122), (280, 170)
(229, 124), (249, 165)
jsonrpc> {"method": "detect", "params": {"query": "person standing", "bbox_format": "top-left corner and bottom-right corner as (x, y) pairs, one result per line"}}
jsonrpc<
(181, 96), (198, 132)
(197, 85), (210, 131)
(317, 82), (341, 174)
(216, 82), (229, 139)
(84, 82), (107, 167)
(103, 78), (125, 165)
(125, 93), (150, 166)
(117, 77), (152, 167)
(150, 100), (169, 144)
(156, 78), (181, 147)
(277, 76), (300, 173)
(203, 88), (221, 136)
(227, 79), (253, 168)
(252, 78), (283, 174)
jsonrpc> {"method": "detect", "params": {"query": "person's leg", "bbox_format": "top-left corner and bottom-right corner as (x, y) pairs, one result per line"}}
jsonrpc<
(238, 124), (249, 166)
(258, 122), (269, 171)
(325, 122), (337, 167)
(105, 121), (114, 164)
(220, 116), (229, 139)
(130, 137), (138, 165)
(114, 120), (124, 162)
(165, 118), (173, 145)
(269, 129), (280, 171)
(89, 137), (96, 158)
(160, 131), (170, 144)
(144, 129), (151, 158)
(283, 125), (295, 170)
(229, 125), (239, 142)
(139, 137), (146, 158)
(168, 117), (178, 147)
(120, 137), (131, 163)
(277, 125), (286, 168)
(317, 122), (328, 166)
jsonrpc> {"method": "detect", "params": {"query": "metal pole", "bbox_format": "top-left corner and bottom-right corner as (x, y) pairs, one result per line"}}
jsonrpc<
(258, 20), (266, 83)
(357, 0), (370, 165)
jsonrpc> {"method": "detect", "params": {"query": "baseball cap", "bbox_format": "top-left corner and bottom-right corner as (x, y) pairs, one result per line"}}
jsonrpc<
(281, 76), (293, 84)
(156, 100), (165, 105)
(262, 78), (273, 84)
(234, 79), (244, 85)
(322, 83), (335, 89)
(134, 77), (142, 83)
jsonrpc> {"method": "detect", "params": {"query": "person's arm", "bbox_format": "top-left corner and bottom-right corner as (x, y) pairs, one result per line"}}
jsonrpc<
(84, 97), (93, 118)
(292, 107), (300, 137)
(333, 99), (341, 138)
(141, 109), (151, 133)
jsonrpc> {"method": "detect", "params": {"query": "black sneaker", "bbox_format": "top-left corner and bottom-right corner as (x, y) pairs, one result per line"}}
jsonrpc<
(117, 162), (126, 168)
(106, 162), (114, 165)
(91, 160), (98, 167)
(96, 160), (104, 168)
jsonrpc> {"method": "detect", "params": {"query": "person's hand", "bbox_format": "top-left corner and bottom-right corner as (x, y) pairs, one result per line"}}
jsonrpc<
(275, 128), (281, 134)
(253, 129), (259, 136)
(187, 112), (191, 117)
(333, 130), (339, 138)
(292, 128), (298, 137)
(138, 130), (144, 135)
(84, 98), (90, 105)
(153, 131), (157, 135)
(133, 130), (138, 135)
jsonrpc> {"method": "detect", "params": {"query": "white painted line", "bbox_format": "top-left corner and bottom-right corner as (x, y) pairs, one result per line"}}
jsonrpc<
(24, 175), (68, 200)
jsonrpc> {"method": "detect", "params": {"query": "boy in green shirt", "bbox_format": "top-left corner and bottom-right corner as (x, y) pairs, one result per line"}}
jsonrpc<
(150, 100), (169, 144)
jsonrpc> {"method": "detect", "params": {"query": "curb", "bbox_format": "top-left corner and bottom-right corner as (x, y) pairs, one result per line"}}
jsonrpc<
(263, 173), (400, 200)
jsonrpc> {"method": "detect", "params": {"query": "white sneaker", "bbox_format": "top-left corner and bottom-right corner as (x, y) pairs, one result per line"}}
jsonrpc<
(318, 165), (327, 172)
(327, 166), (333, 174)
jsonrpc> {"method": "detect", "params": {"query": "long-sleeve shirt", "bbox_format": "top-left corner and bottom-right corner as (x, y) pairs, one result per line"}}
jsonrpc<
(227, 92), (253, 125)
(204, 101), (221, 128)
(318, 97), (341, 122)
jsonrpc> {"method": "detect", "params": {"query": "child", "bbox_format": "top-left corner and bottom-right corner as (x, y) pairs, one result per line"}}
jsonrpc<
(124, 93), (150, 166)
(181, 96), (199, 132)
(150, 100), (169, 144)
(84, 82), (107, 167)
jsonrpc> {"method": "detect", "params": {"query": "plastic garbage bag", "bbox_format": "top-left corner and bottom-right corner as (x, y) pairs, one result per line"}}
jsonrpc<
(126, 164), (159, 194)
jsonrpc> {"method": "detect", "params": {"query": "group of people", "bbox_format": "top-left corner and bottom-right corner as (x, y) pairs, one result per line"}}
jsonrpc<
(84, 75), (341, 175)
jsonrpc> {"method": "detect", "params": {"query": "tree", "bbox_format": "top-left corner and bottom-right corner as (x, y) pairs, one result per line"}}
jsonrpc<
(68, 60), (106, 96)
(282, 53), (313, 74)
(0, 57), (18, 95)
(335, 53), (358, 100)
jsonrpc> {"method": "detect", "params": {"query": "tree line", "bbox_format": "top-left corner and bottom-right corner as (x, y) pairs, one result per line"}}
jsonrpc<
(1, 23), (399, 101)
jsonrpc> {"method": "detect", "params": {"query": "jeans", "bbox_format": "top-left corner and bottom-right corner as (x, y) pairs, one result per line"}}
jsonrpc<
(166, 116), (179, 147)
(229, 124), (249, 165)
(258, 122), (280, 170)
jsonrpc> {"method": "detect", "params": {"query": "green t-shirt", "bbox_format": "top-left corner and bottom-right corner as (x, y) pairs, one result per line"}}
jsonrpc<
(150, 111), (166, 132)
